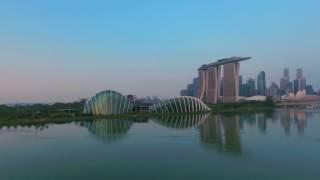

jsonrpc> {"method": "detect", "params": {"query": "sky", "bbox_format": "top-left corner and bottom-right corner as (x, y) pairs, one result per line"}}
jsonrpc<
(0, 0), (320, 103)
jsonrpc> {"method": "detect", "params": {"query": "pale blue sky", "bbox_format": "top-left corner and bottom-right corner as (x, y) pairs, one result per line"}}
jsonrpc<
(0, 0), (319, 103)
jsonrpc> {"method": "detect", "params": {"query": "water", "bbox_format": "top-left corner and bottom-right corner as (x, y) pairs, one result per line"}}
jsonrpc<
(0, 110), (320, 180)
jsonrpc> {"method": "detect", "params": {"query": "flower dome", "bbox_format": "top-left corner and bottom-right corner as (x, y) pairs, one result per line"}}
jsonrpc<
(83, 90), (133, 115)
(149, 96), (211, 113)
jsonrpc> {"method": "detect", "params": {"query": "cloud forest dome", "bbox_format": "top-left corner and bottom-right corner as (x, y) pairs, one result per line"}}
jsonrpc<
(83, 90), (133, 115)
(149, 96), (211, 113)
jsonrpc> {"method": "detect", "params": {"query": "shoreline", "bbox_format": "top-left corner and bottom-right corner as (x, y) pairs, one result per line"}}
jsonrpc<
(0, 108), (275, 127)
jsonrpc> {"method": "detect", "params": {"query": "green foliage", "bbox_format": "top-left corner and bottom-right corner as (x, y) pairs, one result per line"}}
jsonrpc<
(207, 100), (274, 113)
(264, 96), (275, 107)
(0, 101), (85, 121)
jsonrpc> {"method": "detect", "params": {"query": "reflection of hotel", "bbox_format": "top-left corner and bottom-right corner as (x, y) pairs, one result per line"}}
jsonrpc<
(199, 114), (242, 154)
(198, 57), (251, 104)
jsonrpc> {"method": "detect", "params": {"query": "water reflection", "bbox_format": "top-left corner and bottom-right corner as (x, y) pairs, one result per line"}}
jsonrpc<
(151, 114), (209, 129)
(77, 119), (133, 142)
(0, 110), (316, 147)
(199, 114), (242, 155)
(0, 123), (48, 132)
(278, 110), (309, 135)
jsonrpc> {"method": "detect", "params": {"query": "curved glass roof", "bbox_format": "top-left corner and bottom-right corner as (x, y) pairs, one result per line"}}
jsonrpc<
(83, 90), (133, 115)
(149, 96), (211, 113)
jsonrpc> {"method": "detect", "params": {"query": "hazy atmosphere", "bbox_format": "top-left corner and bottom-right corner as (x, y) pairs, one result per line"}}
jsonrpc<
(1, 0), (319, 103)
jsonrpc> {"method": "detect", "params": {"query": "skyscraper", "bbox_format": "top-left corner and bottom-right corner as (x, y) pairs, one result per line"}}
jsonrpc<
(247, 78), (256, 97)
(280, 68), (290, 95)
(294, 68), (306, 94)
(257, 71), (266, 96)
(267, 82), (280, 97)
(306, 85), (314, 95)
(180, 77), (200, 97)
(223, 62), (240, 103)
(197, 57), (251, 104)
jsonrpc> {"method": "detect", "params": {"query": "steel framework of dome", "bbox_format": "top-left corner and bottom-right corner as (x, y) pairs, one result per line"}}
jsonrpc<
(83, 90), (133, 115)
(149, 96), (211, 113)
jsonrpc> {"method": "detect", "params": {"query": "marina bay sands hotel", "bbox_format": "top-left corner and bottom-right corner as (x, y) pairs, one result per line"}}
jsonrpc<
(197, 56), (251, 104)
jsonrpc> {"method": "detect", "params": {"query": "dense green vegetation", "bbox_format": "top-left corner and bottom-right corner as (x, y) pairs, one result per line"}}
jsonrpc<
(207, 99), (275, 113)
(0, 99), (275, 125)
(0, 102), (85, 121)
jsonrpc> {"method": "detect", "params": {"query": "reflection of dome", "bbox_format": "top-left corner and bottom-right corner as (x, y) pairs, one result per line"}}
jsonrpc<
(83, 90), (133, 115)
(79, 119), (133, 142)
(149, 96), (210, 113)
(151, 114), (209, 129)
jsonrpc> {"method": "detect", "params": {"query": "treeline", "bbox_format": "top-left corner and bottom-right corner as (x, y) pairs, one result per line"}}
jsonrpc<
(0, 101), (85, 121)
(208, 98), (275, 113)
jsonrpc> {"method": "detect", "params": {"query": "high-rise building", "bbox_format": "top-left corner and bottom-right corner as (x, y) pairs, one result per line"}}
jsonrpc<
(306, 85), (314, 95)
(280, 68), (290, 95)
(192, 77), (200, 97)
(247, 78), (256, 97)
(180, 78), (199, 97)
(223, 62), (240, 103)
(220, 77), (224, 97)
(267, 82), (280, 97)
(293, 68), (306, 94)
(240, 83), (249, 97)
(198, 65), (221, 104)
(197, 57), (251, 104)
(257, 71), (266, 96)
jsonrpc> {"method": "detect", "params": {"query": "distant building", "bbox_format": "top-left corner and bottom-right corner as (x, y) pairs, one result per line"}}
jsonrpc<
(239, 76), (257, 97)
(247, 78), (256, 97)
(306, 85), (314, 95)
(257, 71), (266, 96)
(192, 77), (200, 97)
(180, 89), (189, 96)
(280, 68), (291, 95)
(287, 82), (293, 94)
(127, 95), (137, 102)
(267, 82), (280, 97)
(197, 56), (251, 104)
(294, 68), (306, 94)
(180, 77), (199, 97)
(240, 83), (249, 97)
(220, 77), (224, 97)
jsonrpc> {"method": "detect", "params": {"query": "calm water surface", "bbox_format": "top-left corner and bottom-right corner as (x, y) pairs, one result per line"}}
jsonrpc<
(0, 110), (320, 180)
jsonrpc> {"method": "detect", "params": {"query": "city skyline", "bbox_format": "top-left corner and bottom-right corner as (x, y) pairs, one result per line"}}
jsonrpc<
(1, 0), (320, 103)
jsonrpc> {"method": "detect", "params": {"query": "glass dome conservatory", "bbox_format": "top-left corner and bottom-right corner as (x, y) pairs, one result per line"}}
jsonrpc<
(83, 90), (133, 115)
(149, 96), (211, 113)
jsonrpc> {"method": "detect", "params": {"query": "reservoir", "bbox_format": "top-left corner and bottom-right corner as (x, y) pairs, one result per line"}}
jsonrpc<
(0, 110), (319, 180)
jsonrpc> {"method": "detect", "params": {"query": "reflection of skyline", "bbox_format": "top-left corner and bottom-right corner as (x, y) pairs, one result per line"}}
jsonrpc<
(199, 114), (242, 155)
(279, 110), (309, 135)
(0, 110), (315, 145)
(236, 110), (310, 135)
